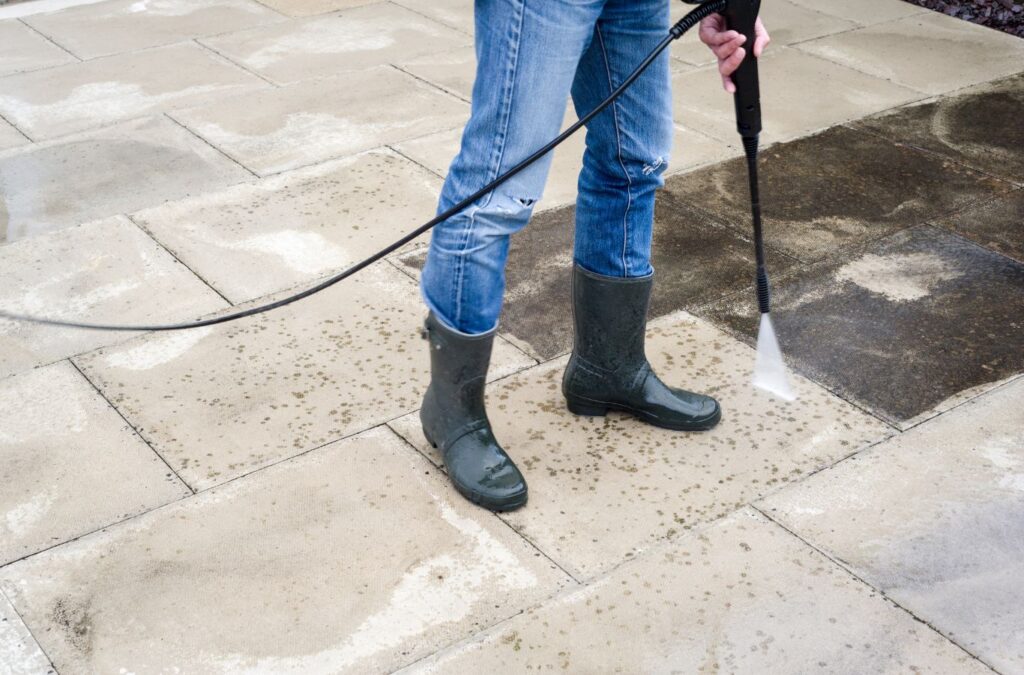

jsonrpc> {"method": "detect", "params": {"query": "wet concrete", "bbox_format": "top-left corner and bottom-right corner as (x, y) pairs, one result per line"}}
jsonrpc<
(697, 226), (1024, 427)
(399, 193), (796, 361)
(663, 125), (1016, 263)
(853, 73), (1024, 184)
(931, 188), (1024, 264)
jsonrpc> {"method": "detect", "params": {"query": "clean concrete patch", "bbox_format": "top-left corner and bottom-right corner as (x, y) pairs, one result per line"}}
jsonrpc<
(786, 0), (926, 25)
(0, 426), (571, 674)
(201, 3), (470, 85)
(133, 149), (443, 304)
(0, 361), (190, 565)
(253, 0), (383, 17)
(0, 117), (27, 151)
(0, 591), (52, 675)
(0, 20), (76, 78)
(170, 66), (469, 176)
(390, 312), (890, 578)
(0, 215), (228, 379)
(404, 509), (985, 674)
(0, 41), (269, 139)
(74, 263), (534, 490)
(760, 379), (1024, 673)
(0, 115), (252, 241)
(392, 0), (473, 34)
(23, 0), (285, 59)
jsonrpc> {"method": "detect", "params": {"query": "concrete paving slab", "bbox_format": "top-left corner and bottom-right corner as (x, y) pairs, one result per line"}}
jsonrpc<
(0, 426), (572, 674)
(0, 42), (269, 139)
(787, 0), (927, 25)
(133, 149), (442, 304)
(671, 0), (857, 67)
(0, 361), (189, 565)
(0, 215), (228, 380)
(74, 263), (534, 490)
(254, 0), (381, 18)
(398, 192), (794, 361)
(760, 379), (1024, 673)
(0, 19), (76, 78)
(171, 66), (469, 176)
(396, 45), (475, 102)
(393, 0), (473, 34)
(853, 73), (1024, 185)
(663, 125), (1015, 263)
(932, 188), (1024, 264)
(0, 117), (28, 151)
(23, 0), (284, 59)
(797, 11), (1024, 96)
(0, 592), (53, 675)
(389, 312), (890, 578)
(672, 47), (922, 146)
(0, 115), (252, 242)
(404, 508), (986, 674)
(201, 3), (470, 85)
(699, 226), (1024, 428)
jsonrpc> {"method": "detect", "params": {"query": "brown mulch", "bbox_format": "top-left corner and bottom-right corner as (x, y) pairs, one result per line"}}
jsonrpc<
(901, 0), (1024, 38)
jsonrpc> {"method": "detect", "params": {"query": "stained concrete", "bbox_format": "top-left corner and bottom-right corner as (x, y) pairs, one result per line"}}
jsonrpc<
(932, 188), (1024, 263)
(0, 426), (571, 674)
(0, 115), (252, 242)
(0, 215), (228, 379)
(663, 125), (1016, 263)
(698, 226), (1024, 427)
(398, 190), (794, 361)
(201, 3), (470, 85)
(74, 263), (534, 490)
(390, 312), (889, 578)
(133, 149), (443, 304)
(853, 73), (1024, 184)
(760, 378), (1024, 673)
(170, 66), (469, 176)
(0, 19), (76, 78)
(671, 0), (856, 67)
(23, 0), (284, 59)
(0, 362), (190, 565)
(0, 42), (269, 139)
(787, 0), (926, 25)
(0, 592), (53, 675)
(797, 11), (1024, 96)
(404, 509), (986, 674)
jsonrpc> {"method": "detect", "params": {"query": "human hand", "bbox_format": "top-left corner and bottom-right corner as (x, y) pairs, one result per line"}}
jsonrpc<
(698, 14), (770, 93)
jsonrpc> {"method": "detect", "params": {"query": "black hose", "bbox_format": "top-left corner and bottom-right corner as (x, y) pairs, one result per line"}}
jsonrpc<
(0, 0), (727, 333)
(742, 134), (770, 315)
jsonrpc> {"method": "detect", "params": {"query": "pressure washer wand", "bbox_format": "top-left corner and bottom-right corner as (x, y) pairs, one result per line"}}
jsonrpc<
(723, 0), (796, 400)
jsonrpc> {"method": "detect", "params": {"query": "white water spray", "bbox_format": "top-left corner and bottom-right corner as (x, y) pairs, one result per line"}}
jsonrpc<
(753, 313), (796, 401)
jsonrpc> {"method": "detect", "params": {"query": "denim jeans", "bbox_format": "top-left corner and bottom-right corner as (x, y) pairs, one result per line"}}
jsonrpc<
(420, 0), (674, 335)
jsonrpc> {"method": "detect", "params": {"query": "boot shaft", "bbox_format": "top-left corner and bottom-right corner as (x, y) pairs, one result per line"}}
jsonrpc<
(569, 264), (653, 373)
(421, 312), (494, 434)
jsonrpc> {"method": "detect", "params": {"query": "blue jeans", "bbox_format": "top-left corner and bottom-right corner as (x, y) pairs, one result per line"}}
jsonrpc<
(421, 0), (674, 335)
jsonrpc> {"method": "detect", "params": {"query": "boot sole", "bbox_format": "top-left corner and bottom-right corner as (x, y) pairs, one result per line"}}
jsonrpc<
(566, 396), (722, 431)
(423, 433), (529, 512)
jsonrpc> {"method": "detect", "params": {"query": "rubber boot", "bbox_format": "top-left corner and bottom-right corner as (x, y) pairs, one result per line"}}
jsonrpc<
(562, 265), (722, 430)
(420, 313), (528, 511)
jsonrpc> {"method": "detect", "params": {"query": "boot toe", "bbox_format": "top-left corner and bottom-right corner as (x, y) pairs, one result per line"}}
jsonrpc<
(444, 431), (529, 511)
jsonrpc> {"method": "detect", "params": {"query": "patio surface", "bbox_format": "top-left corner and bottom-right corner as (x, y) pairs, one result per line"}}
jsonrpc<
(1, 0), (1023, 673)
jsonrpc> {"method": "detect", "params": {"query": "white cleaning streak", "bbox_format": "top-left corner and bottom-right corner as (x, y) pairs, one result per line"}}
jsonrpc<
(753, 313), (796, 402)
(223, 230), (349, 275)
(105, 326), (213, 371)
(834, 252), (963, 303)
(5, 492), (53, 537)
(242, 20), (396, 69)
(980, 436), (1022, 470)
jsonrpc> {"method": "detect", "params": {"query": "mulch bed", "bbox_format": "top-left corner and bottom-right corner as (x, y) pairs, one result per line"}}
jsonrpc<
(901, 0), (1024, 38)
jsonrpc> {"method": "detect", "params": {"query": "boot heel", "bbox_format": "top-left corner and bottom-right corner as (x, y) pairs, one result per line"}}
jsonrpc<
(566, 398), (608, 417)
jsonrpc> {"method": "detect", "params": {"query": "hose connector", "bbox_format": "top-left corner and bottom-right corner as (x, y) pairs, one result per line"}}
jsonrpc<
(756, 266), (770, 315)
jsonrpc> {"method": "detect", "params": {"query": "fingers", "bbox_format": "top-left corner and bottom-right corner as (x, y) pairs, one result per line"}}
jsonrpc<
(719, 45), (746, 79)
(721, 73), (737, 94)
(753, 17), (772, 58)
(710, 33), (746, 61)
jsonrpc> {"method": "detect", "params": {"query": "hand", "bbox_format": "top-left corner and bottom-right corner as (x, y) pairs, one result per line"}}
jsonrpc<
(698, 14), (771, 93)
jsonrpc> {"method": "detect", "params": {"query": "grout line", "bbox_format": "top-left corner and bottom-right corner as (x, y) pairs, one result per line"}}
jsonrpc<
(238, 0), (293, 20)
(387, 63), (473, 106)
(753, 505), (1002, 674)
(160, 111), (261, 179)
(0, 109), (34, 143)
(387, 0), (472, 37)
(0, 586), (59, 674)
(385, 143), (446, 180)
(67, 359), (196, 495)
(17, 17), (82, 61)
(192, 37), (282, 89)
(125, 214), (237, 308)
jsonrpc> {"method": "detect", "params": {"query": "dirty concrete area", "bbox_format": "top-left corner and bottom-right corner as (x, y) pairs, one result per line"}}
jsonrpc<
(1, 0), (1022, 673)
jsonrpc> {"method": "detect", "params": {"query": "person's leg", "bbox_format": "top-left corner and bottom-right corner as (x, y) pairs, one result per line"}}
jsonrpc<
(420, 0), (606, 511)
(421, 0), (605, 336)
(562, 0), (722, 430)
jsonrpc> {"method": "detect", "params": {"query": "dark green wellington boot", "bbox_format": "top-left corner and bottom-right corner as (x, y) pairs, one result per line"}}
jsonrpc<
(562, 265), (722, 431)
(420, 313), (528, 511)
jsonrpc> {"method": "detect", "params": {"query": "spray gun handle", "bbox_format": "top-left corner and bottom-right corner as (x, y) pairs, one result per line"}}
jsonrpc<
(722, 0), (762, 138)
